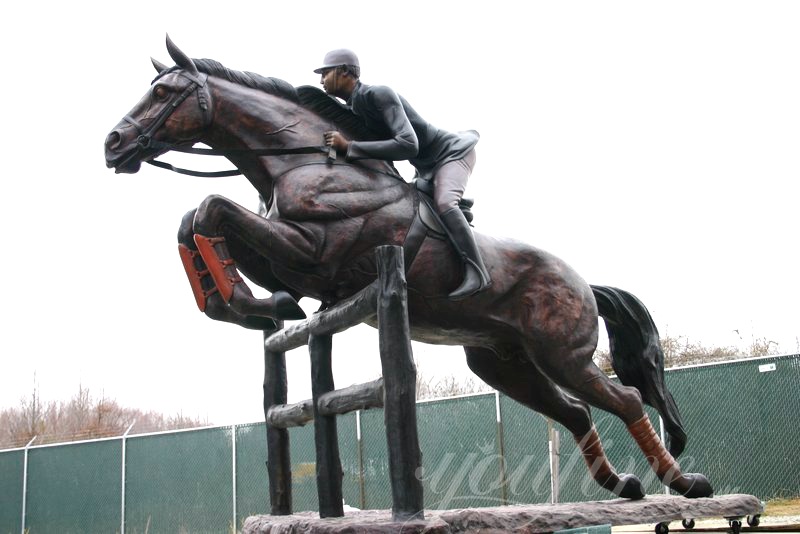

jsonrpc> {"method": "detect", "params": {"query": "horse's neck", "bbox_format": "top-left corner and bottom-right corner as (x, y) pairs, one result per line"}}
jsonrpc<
(202, 79), (322, 192)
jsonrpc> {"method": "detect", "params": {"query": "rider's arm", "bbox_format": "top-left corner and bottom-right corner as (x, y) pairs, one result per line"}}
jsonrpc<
(346, 85), (419, 162)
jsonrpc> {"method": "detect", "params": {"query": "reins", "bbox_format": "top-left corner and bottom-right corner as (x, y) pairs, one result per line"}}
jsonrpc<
(140, 137), (333, 178)
(142, 137), (407, 183)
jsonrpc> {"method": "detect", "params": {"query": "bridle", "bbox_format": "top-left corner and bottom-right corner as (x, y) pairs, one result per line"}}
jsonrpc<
(117, 68), (332, 178)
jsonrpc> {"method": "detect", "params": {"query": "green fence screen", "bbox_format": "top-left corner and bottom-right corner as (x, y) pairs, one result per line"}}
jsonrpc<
(417, 393), (502, 509)
(124, 427), (232, 534)
(358, 408), (392, 510)
(499, 394), (553, 505)
(1, 354), (798, 533)
(26, 439), (121, 534)
(0, 450), (23, 534)
(665, 355), (800, 499)
(233, 423), (269, 529)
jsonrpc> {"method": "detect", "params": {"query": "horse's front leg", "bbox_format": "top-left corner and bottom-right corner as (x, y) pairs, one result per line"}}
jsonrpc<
(189, 195), (320, 321)
(177, 208), (304, 329)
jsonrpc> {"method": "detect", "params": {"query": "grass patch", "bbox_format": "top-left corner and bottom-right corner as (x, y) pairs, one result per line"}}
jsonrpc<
(764, 496), (800, 517)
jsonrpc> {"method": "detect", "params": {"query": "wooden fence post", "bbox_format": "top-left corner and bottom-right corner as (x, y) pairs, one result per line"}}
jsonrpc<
(376, 245), (424, 521)
(309, 333), (344, 517)
(263, 323), (292, 515)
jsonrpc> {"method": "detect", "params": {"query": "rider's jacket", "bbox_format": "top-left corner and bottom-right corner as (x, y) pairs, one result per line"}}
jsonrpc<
(344, 81), (479, 182)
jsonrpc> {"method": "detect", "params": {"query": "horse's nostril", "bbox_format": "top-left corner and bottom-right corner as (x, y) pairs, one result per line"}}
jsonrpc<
(105, 131), (122, 150)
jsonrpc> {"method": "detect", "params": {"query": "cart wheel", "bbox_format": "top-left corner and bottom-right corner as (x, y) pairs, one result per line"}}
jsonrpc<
(729, 519), (742, 534)
(656, 521), (670, 534)
(747, 515), (760, 528)
(682, 518), (696, 529)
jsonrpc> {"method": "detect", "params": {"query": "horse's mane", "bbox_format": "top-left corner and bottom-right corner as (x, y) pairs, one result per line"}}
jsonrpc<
(192, 58), (299, 102)
(190, 58), (377, 141)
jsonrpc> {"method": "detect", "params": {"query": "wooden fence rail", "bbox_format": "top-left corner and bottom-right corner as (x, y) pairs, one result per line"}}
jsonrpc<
(262, 246), (424, 522)
(266, 378), (384, 429)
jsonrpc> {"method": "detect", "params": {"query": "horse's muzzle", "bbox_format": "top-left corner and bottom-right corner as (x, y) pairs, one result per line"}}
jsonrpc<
(105, 130), (146, 174)
(105, 149), (142, 174)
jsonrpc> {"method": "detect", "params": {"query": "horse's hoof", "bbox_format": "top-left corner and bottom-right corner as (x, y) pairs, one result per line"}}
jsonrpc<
(243, 317), (278, 331)
(616, 473), (646, 500)
(676, 473), (714, 498)
(273, 291), (306, 320)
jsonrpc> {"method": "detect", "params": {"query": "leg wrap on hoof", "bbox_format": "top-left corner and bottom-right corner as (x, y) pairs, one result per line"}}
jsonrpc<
(627, 415), (714, 498)
(193, 234), (242, 303)
(575, 427), (645, 499)
(178, 244), (218, 311)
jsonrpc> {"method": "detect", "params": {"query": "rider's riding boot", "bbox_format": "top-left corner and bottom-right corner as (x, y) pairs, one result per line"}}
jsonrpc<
(440, 207), (492, 300)
(193, 234), (306, 320)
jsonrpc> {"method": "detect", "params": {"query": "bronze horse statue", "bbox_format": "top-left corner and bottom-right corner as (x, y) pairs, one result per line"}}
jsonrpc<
(105, 37), (713, 500)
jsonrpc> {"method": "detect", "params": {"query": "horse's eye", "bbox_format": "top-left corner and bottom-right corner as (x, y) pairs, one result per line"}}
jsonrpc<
(153, 85), (169, 100)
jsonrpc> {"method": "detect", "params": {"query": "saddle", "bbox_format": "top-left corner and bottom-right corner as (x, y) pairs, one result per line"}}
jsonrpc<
(401, 179), (475, 271)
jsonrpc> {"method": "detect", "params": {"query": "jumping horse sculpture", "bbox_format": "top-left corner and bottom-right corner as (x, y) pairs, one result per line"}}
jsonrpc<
(105, 36), (713, 500)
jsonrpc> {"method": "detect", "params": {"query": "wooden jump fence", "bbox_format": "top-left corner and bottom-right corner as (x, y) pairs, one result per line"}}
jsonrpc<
(262, 246), (424, 521)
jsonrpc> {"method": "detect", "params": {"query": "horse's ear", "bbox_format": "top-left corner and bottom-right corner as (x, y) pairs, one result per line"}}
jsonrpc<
(151, 57), (169, 74)
(165, 34), (199, 76)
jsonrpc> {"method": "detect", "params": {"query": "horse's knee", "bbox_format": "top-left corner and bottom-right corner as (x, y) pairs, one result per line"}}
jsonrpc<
(177, 209), (198, 247)
(194, 194), (235, 234)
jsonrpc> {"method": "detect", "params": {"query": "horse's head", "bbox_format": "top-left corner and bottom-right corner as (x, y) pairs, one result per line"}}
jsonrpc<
(105, 35), (212, 174)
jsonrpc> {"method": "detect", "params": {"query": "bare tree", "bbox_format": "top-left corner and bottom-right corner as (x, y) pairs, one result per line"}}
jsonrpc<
(416, 369), (492, 400)
(0, 385), (207, 449)
(593, 333), (783, 374)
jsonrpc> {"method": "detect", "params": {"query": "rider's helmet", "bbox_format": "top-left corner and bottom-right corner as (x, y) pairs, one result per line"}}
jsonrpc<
(313, 49), (360, 74)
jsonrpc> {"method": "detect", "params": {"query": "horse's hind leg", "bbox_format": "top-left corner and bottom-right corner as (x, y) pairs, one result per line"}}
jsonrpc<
(177, 209), (298, 329)
(532, 341), (713, 498)
(465, 346), (645, 500)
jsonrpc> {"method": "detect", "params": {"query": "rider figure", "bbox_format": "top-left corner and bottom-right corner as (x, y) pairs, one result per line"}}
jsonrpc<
(315, 49), (491, 300)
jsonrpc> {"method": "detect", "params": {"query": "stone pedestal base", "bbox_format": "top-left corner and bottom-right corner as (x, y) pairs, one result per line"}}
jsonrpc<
(243, 494), (762, 534)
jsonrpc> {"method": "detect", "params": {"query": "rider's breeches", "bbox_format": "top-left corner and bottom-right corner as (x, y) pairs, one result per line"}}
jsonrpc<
(433, 149), (476, 213)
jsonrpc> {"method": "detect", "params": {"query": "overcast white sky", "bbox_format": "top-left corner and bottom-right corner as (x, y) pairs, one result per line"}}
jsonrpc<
(1, 1), (797, 427)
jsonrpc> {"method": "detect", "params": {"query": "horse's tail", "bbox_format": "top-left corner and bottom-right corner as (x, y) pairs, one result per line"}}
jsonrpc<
(591, 285), (687, 457)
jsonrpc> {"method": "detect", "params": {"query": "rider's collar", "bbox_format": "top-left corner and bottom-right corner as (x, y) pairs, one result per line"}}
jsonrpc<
(346, 81), (363, 106)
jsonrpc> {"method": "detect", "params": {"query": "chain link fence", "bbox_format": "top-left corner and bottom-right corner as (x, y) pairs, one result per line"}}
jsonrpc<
(124, 427), (234, 534)
(0, 449), (23, 534)
(25, 439), (122, 534)
(1, 354), (798, 533)
(664, 355), (800, 499)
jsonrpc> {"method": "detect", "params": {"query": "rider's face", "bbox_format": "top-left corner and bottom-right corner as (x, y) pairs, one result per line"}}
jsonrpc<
(320, 68), (338, 95)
